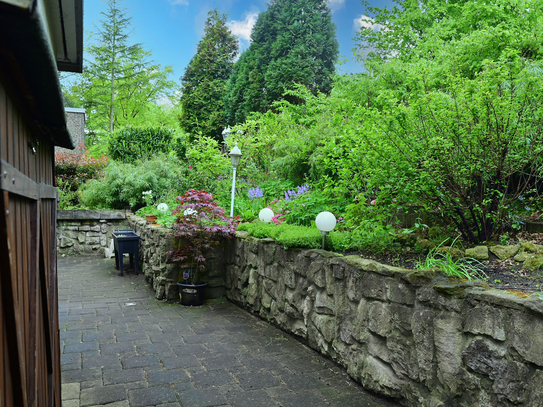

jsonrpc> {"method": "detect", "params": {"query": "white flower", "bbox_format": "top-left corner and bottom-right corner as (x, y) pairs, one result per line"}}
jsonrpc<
(183, 208), (197, 217)
(157, 203), (169, 212)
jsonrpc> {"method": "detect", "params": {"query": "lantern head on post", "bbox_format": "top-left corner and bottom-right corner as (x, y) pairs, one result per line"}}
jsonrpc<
(315, 211), (337, 250)
(229, 143), (242, 217)
(229, 143), (242, 168)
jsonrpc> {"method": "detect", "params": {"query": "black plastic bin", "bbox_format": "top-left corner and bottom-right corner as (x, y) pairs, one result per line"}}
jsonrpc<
(112, 229), (140, 276)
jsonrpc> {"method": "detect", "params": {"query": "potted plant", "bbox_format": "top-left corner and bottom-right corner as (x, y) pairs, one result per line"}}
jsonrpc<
(141, 190), (158, 223)
(168, 189), (238, 306)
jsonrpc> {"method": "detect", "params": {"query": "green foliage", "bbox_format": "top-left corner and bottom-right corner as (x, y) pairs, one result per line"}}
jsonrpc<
(57, 179), (81, 210)
(237, 222), (321, 249)
(79, 155), (187, 209)
(225, 0), (339, 125)
(415, 242), (487, 280)
(180, 10), (238, 141)
(55, 143), (109, 207)
(108, 127), (174, 163)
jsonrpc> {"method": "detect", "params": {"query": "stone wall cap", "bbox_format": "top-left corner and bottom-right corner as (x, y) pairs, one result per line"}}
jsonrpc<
(342, 256), (410, 277)
(465, 288), (531, 311)
(100, 211), (126, 220)
(57, 210), (74, 219)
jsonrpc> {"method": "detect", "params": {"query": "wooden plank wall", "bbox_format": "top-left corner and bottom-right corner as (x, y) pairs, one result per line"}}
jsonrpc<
(0, 81), (61, 406)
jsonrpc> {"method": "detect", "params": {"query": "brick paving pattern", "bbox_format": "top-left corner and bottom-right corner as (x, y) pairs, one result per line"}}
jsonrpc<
(59, 256), (402, 407)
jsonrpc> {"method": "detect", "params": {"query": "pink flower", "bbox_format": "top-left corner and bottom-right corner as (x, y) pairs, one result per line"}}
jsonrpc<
(189, 165), (192, 169)
(301, 204), (305, 207)
(370, 200), (377, 205)
(286, 210), (290, 214)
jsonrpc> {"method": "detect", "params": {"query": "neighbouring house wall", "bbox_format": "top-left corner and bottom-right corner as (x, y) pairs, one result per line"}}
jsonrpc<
(57, 210), (129, 256)
(71, 212), (543, 407)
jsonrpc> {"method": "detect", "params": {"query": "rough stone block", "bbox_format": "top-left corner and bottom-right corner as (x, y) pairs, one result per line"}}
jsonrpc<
(462, 338), (528, 404)
(386, 278), (416, 305)
(509, 311), (543, 367)
(463, 304), (506, 341)
(434, 313), (464, 394)
(411, 309), (435, 384)
(368, 333), (390, 362)
(367, 301), (392, 337)
(361, 273), (387, 301)
(315, 289), (334, 315)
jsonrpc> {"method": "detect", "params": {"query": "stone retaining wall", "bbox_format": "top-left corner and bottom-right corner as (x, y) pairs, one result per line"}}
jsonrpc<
(57, 210), (128, 256)
(127, 214), (227, 302)
(223, 235), (543, 407)
(62, 212), (543, 406)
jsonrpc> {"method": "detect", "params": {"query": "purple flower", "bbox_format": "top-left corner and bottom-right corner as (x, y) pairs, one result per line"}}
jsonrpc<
(248, 186), (263, 199)
(218, 176), (223, 181)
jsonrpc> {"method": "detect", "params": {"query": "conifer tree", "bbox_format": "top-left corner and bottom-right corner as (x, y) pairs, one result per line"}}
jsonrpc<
(225, 0), (338, 125)
(179, 10), (239, 142)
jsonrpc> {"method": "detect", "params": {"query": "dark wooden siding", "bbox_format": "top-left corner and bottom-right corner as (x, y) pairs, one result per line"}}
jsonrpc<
(1, 82), (61, 406)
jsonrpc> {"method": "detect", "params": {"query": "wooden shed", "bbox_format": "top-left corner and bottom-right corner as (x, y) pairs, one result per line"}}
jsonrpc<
(0, 0), (83, 405)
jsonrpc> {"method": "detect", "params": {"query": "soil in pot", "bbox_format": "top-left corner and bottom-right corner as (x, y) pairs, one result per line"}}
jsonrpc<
(177, 282), (207, 306)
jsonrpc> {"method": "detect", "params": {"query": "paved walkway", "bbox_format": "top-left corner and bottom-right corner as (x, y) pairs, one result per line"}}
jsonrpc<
(59, 256), (402, 407)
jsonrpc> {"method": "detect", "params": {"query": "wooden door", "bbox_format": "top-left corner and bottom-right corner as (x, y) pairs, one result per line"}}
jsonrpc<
(1, 83), (61, 406)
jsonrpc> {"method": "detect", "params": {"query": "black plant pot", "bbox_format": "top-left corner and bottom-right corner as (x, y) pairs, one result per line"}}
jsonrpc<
(177, 282), (207, 306)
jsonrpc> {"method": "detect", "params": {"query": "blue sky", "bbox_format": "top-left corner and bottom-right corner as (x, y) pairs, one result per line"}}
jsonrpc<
(83, 0), (395, 82)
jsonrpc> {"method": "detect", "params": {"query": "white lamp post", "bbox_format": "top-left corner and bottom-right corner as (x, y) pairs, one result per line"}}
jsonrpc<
(229, 143), (242, 217)
(315, 211), (337, 250)
(259, 207), (274, 222)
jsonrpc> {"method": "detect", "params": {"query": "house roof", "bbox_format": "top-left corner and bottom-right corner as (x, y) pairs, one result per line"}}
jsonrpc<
(0, 0), (84, 149)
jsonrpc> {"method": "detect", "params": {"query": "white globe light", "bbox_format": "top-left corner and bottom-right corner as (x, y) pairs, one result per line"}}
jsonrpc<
(259, 208), (274, 223)
(315, 211), (337, 232)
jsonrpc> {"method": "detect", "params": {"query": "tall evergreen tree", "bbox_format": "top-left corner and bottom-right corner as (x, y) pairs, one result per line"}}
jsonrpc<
(225, 0), (339, 125)
(68, 0), (176, 138)
(179, 10), (239, 142)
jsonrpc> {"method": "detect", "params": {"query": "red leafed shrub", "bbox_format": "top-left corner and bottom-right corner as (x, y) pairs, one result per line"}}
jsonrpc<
(55, 143), (109, 192)
(167, 189), (239, 284)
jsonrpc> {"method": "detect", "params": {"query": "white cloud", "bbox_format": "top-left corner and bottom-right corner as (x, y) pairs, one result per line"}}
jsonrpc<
(170, 0), (188, 5)
(327, 0), (345, 12)
(353, 14), (383, 32)
(227, 11), (258, 42)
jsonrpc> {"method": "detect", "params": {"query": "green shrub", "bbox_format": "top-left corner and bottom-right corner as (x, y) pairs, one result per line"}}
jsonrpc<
(55, 143), (108, 207)
(108, 127), (174, 163)
(79, 155), (188, 209)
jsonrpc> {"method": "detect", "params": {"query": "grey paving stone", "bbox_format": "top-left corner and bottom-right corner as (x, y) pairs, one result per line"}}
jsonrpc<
(80, 384), (126, 407)
(103, 368), (145, 385)
(191, 369), (235, 388)
(276, 391), (334, 407)
(200, 355), (242, 370)
(82, 331), (115, 342)
(226, 389), (279, 407)
(62, 353), (82, 366)
(101, 342), (136, 355)
(82, 354), (122, 369)
(128, 385), (177, 407)
(62, 367), (102, 383)
(280, 373), (326, 392)
(136, 342), (172, 355)
(121, 354), (160, 369)
(161, 354), (201, 369)
(146, 369), (190, 386)
(236, 371), (281, 390)
(80, 379), (103, 389)
(175, 388), (227, 407)
(64, 342), (99, 354)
